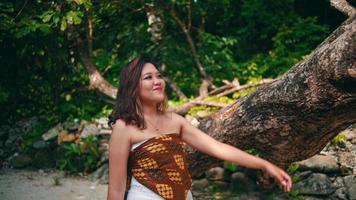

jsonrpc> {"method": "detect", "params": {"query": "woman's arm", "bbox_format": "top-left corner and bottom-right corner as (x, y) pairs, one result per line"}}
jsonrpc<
(107, 120), (131, 200)
(176, 113), (292, 192)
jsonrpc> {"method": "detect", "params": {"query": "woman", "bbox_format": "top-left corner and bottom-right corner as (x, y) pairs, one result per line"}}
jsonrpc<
(107, 55), (292, 200)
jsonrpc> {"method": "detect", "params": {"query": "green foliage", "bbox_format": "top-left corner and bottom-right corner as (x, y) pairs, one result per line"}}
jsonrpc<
(224, 161), (239, 172)
(0, 0), (337, 129)
(238, 17), (329, 78)
(232, 87), (258, 100)
(287, 163), (300, 174)
(331, 133), (347, 147)
(58, 135), (101, 173)
(284, 188), (303, 200)
(287, 163), (301, 183)
(187, 105), (220, 117)
(168, 99), (189, 108)
(245, 148), (266, 157)
(204, 96), (235, 104)
(197, 32), (238, 84)
(0, 87), (9, 104)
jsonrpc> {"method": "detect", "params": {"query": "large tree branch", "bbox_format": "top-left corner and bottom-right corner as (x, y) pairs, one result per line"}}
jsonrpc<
(186, 15), (356, 176)
(70, 26), (117, 99)
(77, 47), (117, 99)
(330, 0), (356, 17)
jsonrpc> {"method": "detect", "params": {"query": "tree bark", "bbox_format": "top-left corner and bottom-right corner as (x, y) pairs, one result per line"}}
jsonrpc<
(330, 0), (356, 16)
(186, 14), (356, 176)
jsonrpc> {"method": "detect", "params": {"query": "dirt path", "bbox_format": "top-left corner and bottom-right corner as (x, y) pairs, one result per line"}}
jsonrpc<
(0, 169), (107, 200)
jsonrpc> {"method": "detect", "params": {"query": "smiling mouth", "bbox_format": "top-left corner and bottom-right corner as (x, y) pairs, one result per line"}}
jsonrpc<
(153, 88), (162, 91)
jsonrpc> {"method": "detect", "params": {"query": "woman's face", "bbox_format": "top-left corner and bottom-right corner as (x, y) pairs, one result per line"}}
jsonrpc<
(138, 63), (166, 104)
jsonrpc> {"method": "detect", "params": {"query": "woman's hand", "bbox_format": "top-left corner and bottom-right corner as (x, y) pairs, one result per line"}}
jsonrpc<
(263, 162), (292, 192)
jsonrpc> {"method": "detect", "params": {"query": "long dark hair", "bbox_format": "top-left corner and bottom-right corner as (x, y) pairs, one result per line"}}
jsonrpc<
(108, 55), (168, 129)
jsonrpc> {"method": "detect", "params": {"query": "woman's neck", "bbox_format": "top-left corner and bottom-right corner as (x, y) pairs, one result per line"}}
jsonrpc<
(141, 102), (160, 118)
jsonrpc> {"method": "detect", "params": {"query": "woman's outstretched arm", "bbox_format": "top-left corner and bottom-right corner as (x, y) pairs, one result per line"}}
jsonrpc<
(107, 120), (131, 200)
(175, 113), (292, 192)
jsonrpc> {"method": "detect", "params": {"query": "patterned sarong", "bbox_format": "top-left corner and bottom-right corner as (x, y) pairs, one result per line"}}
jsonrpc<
(125, 133), (192, 200)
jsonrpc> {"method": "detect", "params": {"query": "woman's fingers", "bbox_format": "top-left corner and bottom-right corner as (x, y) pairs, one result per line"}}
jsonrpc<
(273, 169), (292, 192)
(280, 170), (292, 192)
(265, 163), (293, 192)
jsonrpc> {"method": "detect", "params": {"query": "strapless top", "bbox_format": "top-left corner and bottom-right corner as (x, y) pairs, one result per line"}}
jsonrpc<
(125, 133), (193, 200)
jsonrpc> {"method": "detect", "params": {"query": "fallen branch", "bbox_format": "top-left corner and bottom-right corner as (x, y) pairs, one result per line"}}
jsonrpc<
(217, 78), (274, 97)
(172, 78), (273, 115)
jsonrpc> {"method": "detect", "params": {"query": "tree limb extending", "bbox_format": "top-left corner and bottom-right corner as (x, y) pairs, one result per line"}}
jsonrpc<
(330, 0), (356, 17)
(186, 14), (356, 176)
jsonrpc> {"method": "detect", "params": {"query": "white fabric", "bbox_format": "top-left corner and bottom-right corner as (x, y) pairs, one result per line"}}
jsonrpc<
(126, 138), (194, 200)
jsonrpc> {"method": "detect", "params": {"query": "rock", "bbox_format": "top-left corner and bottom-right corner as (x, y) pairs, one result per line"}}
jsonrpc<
(42, 123), (62, 141)
(352, 137), (356, 144)
(296, 170), (313, 180)
(340, 165), (353, 176)
(344, 175), (356, 200)
(80, 124), (100, 138)
(332, 188), (348, 200)
(343, 129), (356, 141)
(333, 176), (345, 188)
(205, 167), (226, 181)
(5, 134), (20, 148)
(57, 131), (76, 144)
(32, 140), (48, 149)
(230, 172), (256, 193)
(68, 124), (79, 133)
(32, 151), (56, 169)
(191, 178), (209, 191)
(303, 196), (330, 200)
(209, 180), (229, 191)
(294, 173), (336, 196)
(11, 154), (32, 168)
(0, 149), (5, 158)
(297, 155), (339, 174)
(99, 129), (112, 135)
(96, 117), (109, 129)
(231, 192), (265, 200)
(89, 163), (109, 184)
(338, 152), (355, 174)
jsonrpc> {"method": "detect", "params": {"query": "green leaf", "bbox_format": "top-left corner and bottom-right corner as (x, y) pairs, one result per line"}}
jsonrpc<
(38, 24), (51, 34)
(60, 19), (67, 31)
(41, 11), (53, 23)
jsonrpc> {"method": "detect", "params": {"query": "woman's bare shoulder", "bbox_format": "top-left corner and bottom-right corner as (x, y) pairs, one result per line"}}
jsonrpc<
(163, 111), (186, 126)
(111, 119), (135, 141)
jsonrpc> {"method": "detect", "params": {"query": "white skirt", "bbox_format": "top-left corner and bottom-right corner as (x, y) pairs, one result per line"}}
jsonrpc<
(126, 176), (194, 200)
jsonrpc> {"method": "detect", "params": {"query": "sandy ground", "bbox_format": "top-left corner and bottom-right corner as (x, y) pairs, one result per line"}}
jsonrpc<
(0, 168), (108, 200)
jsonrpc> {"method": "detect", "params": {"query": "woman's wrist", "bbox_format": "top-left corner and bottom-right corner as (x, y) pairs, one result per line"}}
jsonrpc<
(258, 159), (271, 172)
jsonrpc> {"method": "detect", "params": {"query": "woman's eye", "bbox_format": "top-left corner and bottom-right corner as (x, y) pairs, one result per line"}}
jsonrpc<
(143, 76), (152, 80)
(157, 74), (162, 78)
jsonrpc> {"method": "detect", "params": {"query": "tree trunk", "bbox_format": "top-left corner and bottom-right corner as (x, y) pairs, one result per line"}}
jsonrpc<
(186, 14), (356, 176)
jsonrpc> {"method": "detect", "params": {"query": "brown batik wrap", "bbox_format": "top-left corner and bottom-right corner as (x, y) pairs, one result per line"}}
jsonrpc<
(125, 133), (192, 200)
